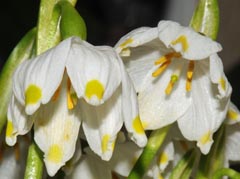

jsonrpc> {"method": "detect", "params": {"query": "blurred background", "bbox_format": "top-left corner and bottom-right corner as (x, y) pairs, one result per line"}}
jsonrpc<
(0, 0), (239, 105)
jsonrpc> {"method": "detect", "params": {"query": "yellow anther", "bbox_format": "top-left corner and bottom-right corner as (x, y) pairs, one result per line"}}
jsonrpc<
(186, 61), (194, 92)
(47, 144), (63, 163)
(52, 86), (61, 102)
(165, 74), (179, 95)
(227, 109), (239, 120)
(152, 61), (171, 77)
(154, 56), (168, 65)
(171, 35), (189, 52)
(119, 38), (133, 48)
(219, 77), (226, 91)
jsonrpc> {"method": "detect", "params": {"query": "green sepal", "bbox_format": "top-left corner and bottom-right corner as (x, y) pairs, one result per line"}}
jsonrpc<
(127, 125), (170, 179)
(190, 0), (219, 40)
(213, 168), (240, 179)
(57, 0), (87, 40)
(196, 125), (225, 179)
(0, 28), (36, 134)
(169, 149), (197, 179)
(24, 143), (43, 179)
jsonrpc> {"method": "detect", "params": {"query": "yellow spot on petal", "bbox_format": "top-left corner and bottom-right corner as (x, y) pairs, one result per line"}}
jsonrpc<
(101, 134), (110, 153)
(85, 80), (104, 101)
(119, 38), (133, 48)
(25, 84), (42, 105)
(219, 77), (226, 91)
(132, 116), (144, 134)
(171, 35), (189, 52)
(158, 152), (168, 164)
(6, 120), (13, 137)
(227, 109), (239, 120)
(47, 144), (63, 163)
(200, 131), (212, 145)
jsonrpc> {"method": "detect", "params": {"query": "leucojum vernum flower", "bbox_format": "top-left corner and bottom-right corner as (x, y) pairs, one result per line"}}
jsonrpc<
(5, 37), (147, 176)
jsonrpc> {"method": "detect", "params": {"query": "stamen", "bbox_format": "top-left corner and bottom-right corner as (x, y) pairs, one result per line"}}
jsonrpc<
(52, 86), (61, 101)
(152, 61), (171, 77)
(186, 61), (195, 92)
(67, 78), (77, 110)
(165, 74), (179, 95)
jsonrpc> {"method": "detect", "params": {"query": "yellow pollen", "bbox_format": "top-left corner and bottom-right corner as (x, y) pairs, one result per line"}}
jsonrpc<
(25, 84), (42, 105)
(85, 80), (104, 101)
(200, 131), (212, 145)
(165, 75), (179, 95)
(119, 38), (133, 48)
(186, 61), (195, 92)
(227, 109), (239, 120)
(67, 78), (77, 109)
(159, 152), (168, 164)
(101, 134), (110, 153)
(6, 120), (13, 137)
(219, 77), (226, 91)
(132, 115), (145, 134)
(47, 144), (63, 163)
(171, 35), (189, 52)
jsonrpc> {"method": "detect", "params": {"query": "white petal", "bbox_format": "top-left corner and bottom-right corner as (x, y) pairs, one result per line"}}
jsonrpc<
(138, 59), (191, 130)
(66, 155), (111, 179)
(209, 54), (232, 99)
(225, 102), (240, 124)
(225, 124), (240, 161)
(119, 59), (147, 147)
(34, 77), (81, 176)
(108, 142), (142, 176)
(177, 63), (230, 154)
(13, 38), (72, 115)
(6, 95), (33, 146)
(81, 87), (123, 160)
(158, 20), (222, 60)
(66, 39), (121, 106)
(157, 141), (174, 172)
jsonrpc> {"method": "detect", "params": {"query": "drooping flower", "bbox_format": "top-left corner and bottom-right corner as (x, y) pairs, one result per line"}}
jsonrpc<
(5, 37), (147, 176)
(115, 20), (232, 154)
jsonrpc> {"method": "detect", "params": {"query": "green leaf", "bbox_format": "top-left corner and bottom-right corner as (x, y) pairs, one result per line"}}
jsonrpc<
(213, 168), (240, 179)
(0, 28), (36, 134)
(190, 0), (219, 40)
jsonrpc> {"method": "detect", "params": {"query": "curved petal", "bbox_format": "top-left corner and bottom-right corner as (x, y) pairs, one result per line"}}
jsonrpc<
(209, 54), (232, 99)
(67, 155), (111, 179)
(34, 77), (81, 176)
(138, 60), (192, 130)
(119, 59), (147, 147)
(225, 102), (240, 125)
(157, 20), (222, 60)
(6, 96), (33, 146)
(81, 87), (123, 161)
(177, 63), (230, 154)
(13, 38), (72, 115)
(66, 39), (121, 106)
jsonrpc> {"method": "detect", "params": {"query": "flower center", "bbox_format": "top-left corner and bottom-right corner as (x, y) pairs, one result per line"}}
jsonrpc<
(152, 52), (195, 94)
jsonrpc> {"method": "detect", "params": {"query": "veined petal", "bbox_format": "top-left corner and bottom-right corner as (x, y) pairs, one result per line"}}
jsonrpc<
(34, 77), (81, 176)
(225, 102), (240, 124)
(6, 96), (33, 146)
(119, 59), (147, 147)
(13, 38), (72, 115)
(157, 20), (222, 60)
(66, 155), (112, 179)
(209, 54), (232, 99)
(225, 124), (240, 161)
(138, 60), (191, 130)
(177, 64), (230, 154)
(81, 87), (123, 161)
(66, 38), (121, 106)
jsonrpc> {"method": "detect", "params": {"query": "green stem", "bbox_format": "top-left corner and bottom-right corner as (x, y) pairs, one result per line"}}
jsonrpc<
(24, 143), (44, 179)
(212, 168), (240, 179)
(190, 0), (219, 40)
(127, 126), (170, 179)
(0, 28), (36, 134)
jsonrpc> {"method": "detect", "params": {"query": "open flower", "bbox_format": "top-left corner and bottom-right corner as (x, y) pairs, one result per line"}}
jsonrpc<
(5, 37), (147, 176)
(115, 20), (232, 154)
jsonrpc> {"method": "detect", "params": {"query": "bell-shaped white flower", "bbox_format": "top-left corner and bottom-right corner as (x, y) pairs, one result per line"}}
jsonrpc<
(115, 20), (232, 154)
(5, 37), (147, 176)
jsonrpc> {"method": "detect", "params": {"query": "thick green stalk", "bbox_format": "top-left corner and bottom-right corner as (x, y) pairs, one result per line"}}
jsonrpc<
(127, 126), (170, 179)
(212, 168), (240, 179)
(190, 0), (219, 40)
(24, 143), (44, 179)
(0, 28), (36, 134)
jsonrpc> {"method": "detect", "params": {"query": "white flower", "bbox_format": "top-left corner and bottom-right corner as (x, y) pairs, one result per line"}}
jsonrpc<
(5, 37), (147, 176)
(115, 20), (232, 154)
